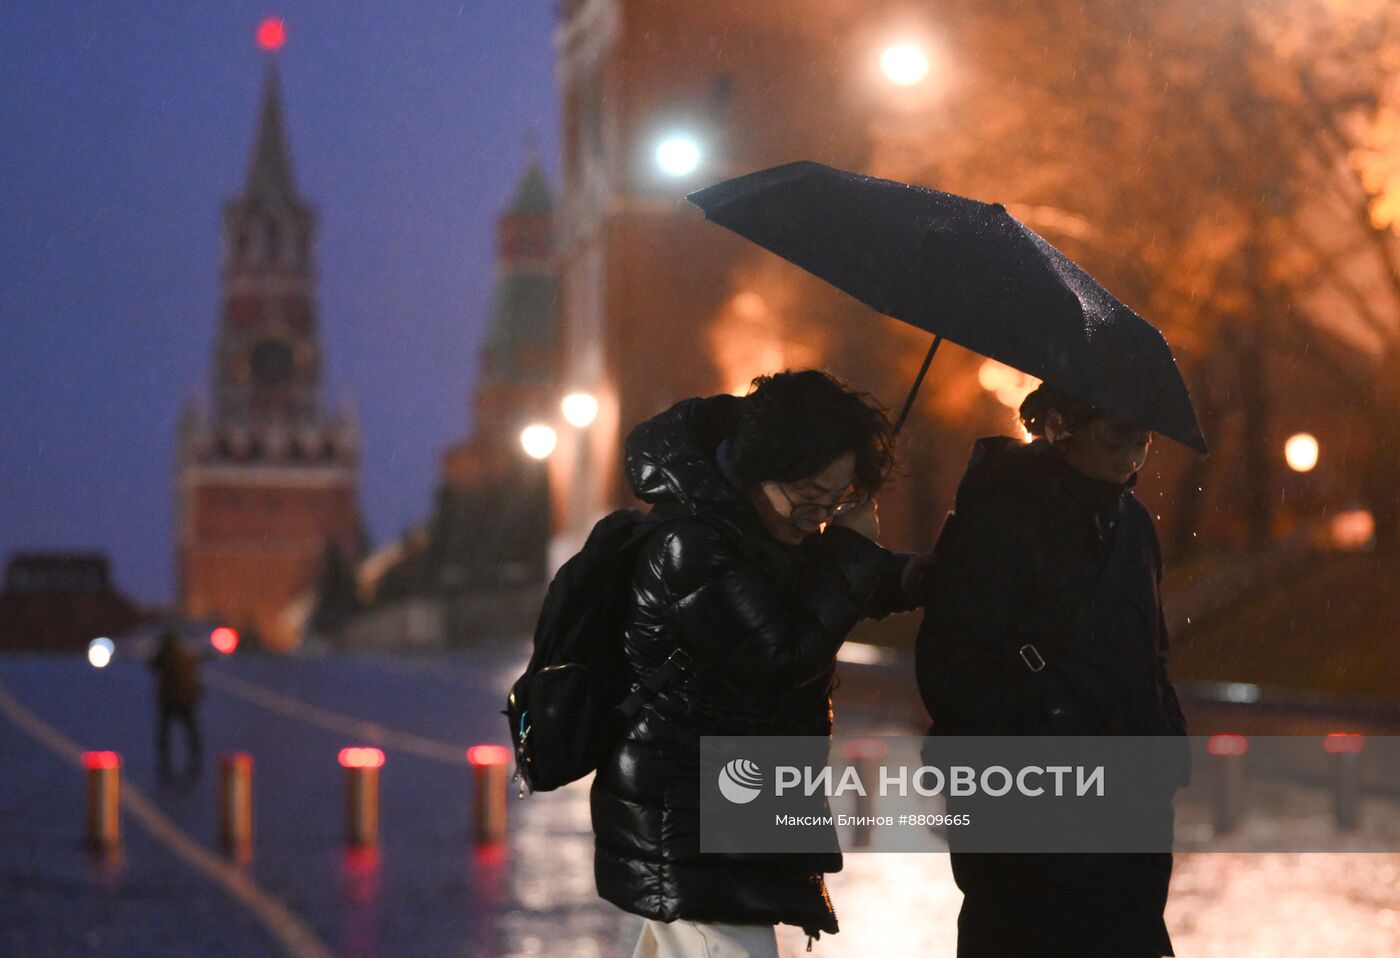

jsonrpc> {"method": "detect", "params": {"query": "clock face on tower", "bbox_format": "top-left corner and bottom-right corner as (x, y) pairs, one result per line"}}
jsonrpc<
(250, 338), (295, 386)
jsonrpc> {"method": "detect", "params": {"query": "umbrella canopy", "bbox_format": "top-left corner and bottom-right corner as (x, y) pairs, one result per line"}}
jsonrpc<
(687, 161), (1207, 454)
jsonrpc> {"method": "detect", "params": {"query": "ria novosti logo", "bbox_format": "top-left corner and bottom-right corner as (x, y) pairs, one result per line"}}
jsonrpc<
(717, 758), (764, 804)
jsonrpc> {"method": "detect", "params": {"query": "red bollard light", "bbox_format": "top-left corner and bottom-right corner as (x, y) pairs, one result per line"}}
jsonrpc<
(1324, 732), (1364, 754)
(339, 748), (384, 848)
(1325, 733), (1364, 831)
(83, 751), (122, 852)
(210, 627), (239, 655)
(1206, 734), (1248, 835)
(1206, 734), (1248, 757)
(467, 745), (511, 845)
(219, 753), (254, 859)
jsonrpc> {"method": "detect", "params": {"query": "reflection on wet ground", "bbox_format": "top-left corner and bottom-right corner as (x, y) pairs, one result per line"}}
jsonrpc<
(509, 771), (1400, 957)
(771, 852), (1400, 957)
(503, 783), (638, 956)
(2, 650), (1398, 957)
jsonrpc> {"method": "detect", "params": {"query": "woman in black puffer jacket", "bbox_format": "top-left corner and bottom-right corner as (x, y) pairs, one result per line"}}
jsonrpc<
(592, 371), (918, 956)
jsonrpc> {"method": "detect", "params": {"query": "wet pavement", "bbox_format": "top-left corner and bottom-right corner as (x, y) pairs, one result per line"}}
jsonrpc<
(2, 647), (1398, 956)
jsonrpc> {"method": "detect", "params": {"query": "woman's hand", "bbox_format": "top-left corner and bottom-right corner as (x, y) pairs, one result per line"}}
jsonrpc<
(832, 498), (879, 541)
(900, 550), (936, 605)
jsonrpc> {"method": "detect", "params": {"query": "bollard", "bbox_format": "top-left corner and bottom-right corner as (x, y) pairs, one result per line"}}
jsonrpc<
(842, 739), (887, 849)
(83, 751), (122, 852)
(339, 748), (384, 848)
(1325, 733), (1364, 831)
(219, 753), (254, 859)
(1206, 734), (1248, 835)
(467, 745), (512, 844)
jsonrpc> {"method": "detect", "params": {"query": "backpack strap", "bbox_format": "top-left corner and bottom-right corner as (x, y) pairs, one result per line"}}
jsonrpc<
(616, 647), (693, 718)
(612, 512), (698, 719)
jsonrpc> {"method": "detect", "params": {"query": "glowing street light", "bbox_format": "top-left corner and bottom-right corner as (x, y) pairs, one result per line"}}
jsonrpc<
(561, 392), (599, 429)
(978, 358), (1040, 411)
(1285, 432), (1319, 473)
(520, 424), (558, 460)
(87, 637), (115, 669)
(880, 44), (930, 86)
(655, 135), (702, 177)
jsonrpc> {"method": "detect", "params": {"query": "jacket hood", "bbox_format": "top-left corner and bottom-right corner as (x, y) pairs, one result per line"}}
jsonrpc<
(625, 395), (748, 508)
(954, 435), (1136, 513)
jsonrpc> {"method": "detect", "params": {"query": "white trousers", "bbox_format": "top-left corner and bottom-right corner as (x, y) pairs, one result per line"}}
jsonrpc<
(631, 918), (781, 958)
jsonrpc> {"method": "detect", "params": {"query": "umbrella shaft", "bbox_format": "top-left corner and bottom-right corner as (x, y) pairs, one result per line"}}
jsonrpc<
(894, 335), (943, 436)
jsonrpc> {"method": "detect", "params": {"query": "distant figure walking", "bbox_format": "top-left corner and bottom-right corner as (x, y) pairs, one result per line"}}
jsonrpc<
(150, 631), (204, 781)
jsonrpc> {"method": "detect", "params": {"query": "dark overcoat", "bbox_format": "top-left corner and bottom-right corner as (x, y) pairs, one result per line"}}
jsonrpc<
(915, 436), (1188, 958)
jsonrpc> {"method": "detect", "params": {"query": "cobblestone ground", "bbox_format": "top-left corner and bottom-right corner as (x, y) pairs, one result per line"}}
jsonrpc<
(2, 649), (1397, 957)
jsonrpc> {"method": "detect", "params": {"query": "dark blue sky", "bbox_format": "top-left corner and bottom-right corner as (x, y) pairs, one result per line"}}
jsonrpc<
(0, 3), (559, 603)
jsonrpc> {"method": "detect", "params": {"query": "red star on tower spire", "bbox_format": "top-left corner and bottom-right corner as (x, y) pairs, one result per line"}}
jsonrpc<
(257, 17), (286, 52)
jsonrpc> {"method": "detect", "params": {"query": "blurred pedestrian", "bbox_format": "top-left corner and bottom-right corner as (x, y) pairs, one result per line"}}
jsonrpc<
(593, 370), (923, 957)
(149, 630), (204, 781)
(915, 382), (1189, 957)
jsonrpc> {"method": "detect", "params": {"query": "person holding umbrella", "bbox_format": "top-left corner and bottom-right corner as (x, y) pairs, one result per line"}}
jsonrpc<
(688, 161), (1206, 956)
(914, 383), (1188, 957)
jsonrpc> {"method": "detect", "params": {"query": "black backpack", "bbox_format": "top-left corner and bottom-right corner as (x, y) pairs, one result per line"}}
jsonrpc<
(505, 508), (690, 794)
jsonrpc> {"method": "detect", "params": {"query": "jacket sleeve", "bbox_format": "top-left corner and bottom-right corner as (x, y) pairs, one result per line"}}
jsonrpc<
(914, 502), (1040, 734)
(801, 524), (918, 620)
(644, 519), (881, 691)
(1148, 523), (1189, 736)
(1156, 603), (1188, 734)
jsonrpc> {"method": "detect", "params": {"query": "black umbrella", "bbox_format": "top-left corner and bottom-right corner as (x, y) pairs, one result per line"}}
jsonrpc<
(687, 161), (1207, 454)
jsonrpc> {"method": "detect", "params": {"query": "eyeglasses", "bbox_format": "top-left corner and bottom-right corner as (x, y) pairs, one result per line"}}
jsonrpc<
(770, 481), (868, 523)
(1087, 419), (1154, 449)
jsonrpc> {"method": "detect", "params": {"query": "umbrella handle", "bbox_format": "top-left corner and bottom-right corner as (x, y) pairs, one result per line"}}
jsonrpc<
(893, 335), (943, 436)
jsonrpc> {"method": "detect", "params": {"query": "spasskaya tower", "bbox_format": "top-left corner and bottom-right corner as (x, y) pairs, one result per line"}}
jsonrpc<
(176, 56), (361, 651)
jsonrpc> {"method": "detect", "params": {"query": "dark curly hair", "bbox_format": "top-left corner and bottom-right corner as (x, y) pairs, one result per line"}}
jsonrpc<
(1018, 383), (1102, 439)
(728, 369), (895, 495)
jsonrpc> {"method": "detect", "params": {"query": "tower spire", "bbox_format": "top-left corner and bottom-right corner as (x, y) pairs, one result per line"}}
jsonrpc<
(245, 60), (297, 202)
(507, 161), (553, 216)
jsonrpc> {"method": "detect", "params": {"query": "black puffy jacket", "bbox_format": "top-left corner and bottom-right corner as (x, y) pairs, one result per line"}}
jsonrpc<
(591, 395), (912, 938)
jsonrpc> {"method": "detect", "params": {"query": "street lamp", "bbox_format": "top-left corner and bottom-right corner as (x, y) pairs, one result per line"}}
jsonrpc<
(87, 637), (114, 669)
(561, 392), (599, 429)
(1285, 432), (1319, 473)
(977, 358), (1040, 412)
(655, 135), (702, 177)
(880, 44), (930, 86)
(520, 423), (558, 460)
